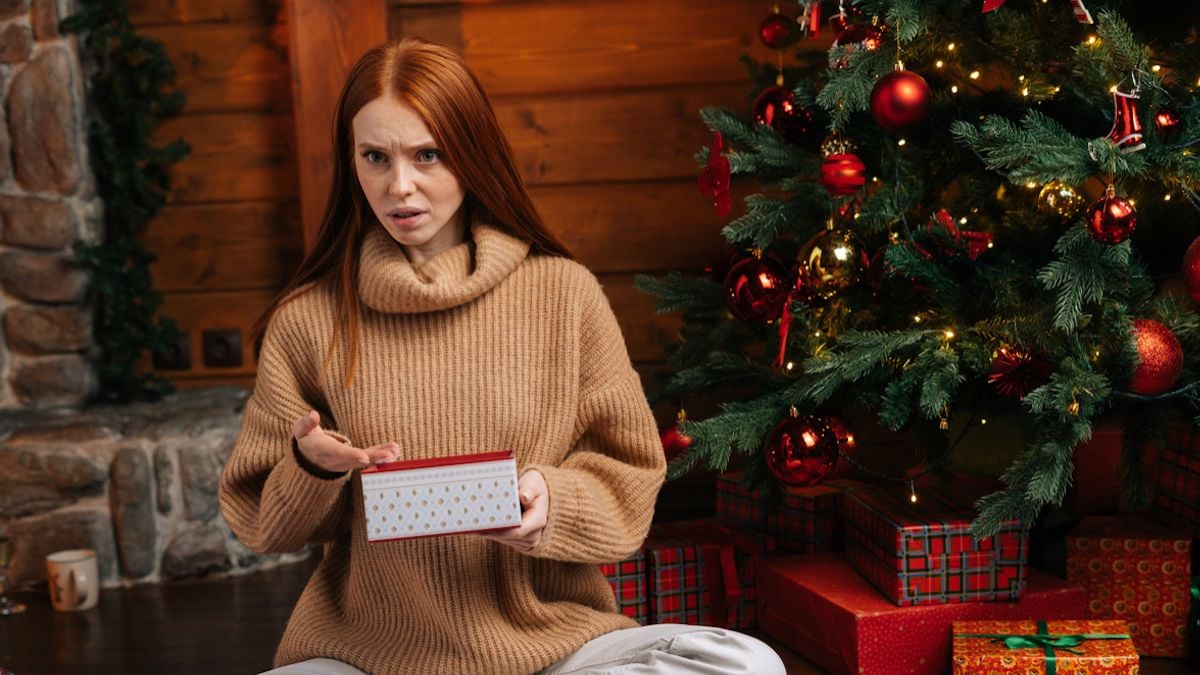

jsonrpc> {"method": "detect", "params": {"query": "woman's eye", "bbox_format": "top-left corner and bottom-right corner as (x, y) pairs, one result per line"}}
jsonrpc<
(417, 149), (441, 163)
(363, 150), (386, 164)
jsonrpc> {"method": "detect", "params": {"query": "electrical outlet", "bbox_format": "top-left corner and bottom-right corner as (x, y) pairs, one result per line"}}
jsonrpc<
(202, 329), (243, 368)
(152, 332), (192, 371)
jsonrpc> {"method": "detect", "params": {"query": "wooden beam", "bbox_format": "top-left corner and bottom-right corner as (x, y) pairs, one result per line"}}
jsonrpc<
(287, 0), (388, 250)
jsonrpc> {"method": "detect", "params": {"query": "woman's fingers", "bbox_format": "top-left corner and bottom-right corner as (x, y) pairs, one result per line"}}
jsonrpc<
(365, 443), (400, 464)
(292, 410), (320, 440)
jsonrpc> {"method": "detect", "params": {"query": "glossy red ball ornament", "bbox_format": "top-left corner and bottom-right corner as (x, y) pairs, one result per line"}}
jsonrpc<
(752, 85), (816, 146)
(724, 256), (791, 323)
(1129, 318), (1183, 395)
(870, 70), (931, 132)
(1154, 107), (1183, 144)
(765, 414), (839, 487)
(1183, 237), (1200, 303)
(821, 153), (867, 196)
(1085, 188), (1137, 244)
(759, 13), (794, 49)
(661, 423), (693, 462)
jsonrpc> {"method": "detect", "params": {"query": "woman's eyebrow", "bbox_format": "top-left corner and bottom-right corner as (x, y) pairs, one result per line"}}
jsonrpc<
(355, 140), (438, 152)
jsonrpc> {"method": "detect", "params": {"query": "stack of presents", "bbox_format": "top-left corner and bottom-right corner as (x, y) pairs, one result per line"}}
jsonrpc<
(599, 422), (1200, 673)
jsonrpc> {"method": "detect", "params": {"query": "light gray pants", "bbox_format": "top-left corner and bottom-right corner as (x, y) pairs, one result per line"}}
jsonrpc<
(262, 624), (786, 674)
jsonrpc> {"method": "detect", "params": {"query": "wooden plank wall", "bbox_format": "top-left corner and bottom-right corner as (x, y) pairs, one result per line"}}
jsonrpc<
(131, 0), (298, 389)
(387, 0), (778, 384)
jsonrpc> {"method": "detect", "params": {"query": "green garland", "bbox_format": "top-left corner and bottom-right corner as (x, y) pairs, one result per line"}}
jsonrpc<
(62, 0), (188, 401)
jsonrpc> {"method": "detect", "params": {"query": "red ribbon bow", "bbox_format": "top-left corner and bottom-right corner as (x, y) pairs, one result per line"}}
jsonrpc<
(698, 132), (732, 217)
(931, 209), (992, 260)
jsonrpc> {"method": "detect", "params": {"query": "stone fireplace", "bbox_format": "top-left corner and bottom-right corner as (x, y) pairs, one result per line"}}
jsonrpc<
(0, 1), (303, 588)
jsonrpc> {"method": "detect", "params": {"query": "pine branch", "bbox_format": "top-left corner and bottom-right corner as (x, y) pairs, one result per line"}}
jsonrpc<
(951, 112), (1096, 184)
(800, 330), (931, 404)
(1037, 227), (1131, 332)
(635, 272), (724, 315)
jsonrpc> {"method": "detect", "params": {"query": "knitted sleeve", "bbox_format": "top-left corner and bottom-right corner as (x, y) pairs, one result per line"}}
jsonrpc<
(523, 274), (666, 563)
(218, 298), (354, 554)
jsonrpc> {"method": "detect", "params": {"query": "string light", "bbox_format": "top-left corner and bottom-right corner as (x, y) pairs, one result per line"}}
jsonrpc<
(980, 418), (988, 425)
(1164, 194), (1173, 201)
(1087, 35), (1099, 45)
(785, 361), (795, 371)
(1022, 87), (1030, 97)
(936, 60), (945, 68)
(1152, 65), (1162, 73)
(1018, 75), (1025, 82)
(909, 481), (918, 504)
(913, 315), (923, 323)
(950, 85), (959, 94)
(947, 42), (956, 51)
(958, 217), (968, 225)
(969, 70), (980, 80)
(1109, 85), (1118, 93)
(943, 329), (956, 339)
(814, 330), (822, 338)
(1025, 181), (1037, 189)
(898, 138), (907, 147)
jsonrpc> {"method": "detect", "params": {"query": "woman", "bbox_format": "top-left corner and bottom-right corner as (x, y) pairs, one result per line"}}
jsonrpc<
(219, 38), (785, 675)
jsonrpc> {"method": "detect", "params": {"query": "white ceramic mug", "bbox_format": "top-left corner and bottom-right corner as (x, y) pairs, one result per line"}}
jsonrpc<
(46, 549), (99, 612)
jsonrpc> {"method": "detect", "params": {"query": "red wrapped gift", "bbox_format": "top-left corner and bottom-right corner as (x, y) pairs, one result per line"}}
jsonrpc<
(1153, 421), (1200, 536)
(599, 548), (648, 625)
(844, 487), (1029, 605)
(756, 553), (1087, 675)
(1065, 515), (1191, 657)
(645, 519), (774, 629)
(952, 619), (1138, 674)
(716, 472), (865, 552)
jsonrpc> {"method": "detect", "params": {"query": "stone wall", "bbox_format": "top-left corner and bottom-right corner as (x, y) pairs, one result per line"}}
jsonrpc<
(0, 386), (310, 588)
(0, 0), (101, 410)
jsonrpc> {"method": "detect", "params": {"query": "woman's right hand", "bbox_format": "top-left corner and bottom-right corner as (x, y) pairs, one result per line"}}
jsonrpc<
(292, 410), (399, 474)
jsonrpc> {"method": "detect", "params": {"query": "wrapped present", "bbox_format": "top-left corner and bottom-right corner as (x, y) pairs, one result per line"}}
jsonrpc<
(844, 486), (1029, 605)
(952, 619), (1138, 674)
(360, 450), (521, 541)
(599, 548), (648, 625)
(756, 553), (1087, 675)
(1153, 421), (1200, 536)
(645, 519), (774, 629)
(716, 472), (864, 552)
(1065, 515), (1191, 657)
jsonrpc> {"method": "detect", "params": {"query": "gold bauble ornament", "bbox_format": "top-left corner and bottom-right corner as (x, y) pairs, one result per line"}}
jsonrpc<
(795, 224), (865, 301)
(1037, 182), (1085, 218)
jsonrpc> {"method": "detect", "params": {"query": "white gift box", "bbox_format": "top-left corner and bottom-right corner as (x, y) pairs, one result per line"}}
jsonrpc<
(360, 450), (522, 542)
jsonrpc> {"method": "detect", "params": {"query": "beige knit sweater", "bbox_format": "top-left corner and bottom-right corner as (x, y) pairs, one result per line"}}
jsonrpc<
(219, 222), (666, 674)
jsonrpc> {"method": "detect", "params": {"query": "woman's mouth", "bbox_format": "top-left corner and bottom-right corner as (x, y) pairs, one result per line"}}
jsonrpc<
(388, 208), (425, 227)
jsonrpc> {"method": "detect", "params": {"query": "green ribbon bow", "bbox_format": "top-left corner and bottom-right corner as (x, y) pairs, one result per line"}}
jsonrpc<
(955, 620), (1130, 675)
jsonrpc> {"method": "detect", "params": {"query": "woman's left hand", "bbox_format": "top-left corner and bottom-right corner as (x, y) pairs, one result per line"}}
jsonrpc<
(481, 469), (548, 553)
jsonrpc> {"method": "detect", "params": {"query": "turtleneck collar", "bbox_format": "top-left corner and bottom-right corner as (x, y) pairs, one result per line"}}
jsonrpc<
(357, 220), (531, 314)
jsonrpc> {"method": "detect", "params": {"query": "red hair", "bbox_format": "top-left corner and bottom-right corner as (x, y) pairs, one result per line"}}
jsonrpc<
(251, 38), (572, 385)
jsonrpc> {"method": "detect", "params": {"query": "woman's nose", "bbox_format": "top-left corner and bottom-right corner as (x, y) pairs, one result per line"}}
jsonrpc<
(388, 162), (414, 196)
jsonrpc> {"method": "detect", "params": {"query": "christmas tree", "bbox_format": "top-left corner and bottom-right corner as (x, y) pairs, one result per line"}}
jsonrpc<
(638, 0), (1200, 535)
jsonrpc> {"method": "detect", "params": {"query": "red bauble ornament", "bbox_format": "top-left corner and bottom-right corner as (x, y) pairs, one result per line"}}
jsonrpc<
(1183, 237), (1200, 303)
(1129, 318), (1183, 395)
(759, 13), (794, 49)
(988, 346), (1053, 400)
(821, 153), (867, 196)
(1154, 106), (1183, 144)
(724, 255), (791, 322)
(752, 85), (816, 146)
(1085, 187), (1137, 244)
(833, 23), (884, 51)
(765, 413), (839, 487)
(661, 414), (693, 462)
(870, 70), (931, 132)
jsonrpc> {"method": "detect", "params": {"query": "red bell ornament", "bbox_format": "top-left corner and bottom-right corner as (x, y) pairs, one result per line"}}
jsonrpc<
(753, 85), (816, 146)
(765, 412), (840, 487)
(1183, 236), (1200, 303)
(1085, 185), (1137, 244)
(1106, 90), (1145, 154)
(759, 12), (794, 49)
(1129, 318), (1183, 395)
(660, 410), (693, 462)
(870, 69), (931, 132)
(724, 255), (791, 323)
(821, 153), (867, 196)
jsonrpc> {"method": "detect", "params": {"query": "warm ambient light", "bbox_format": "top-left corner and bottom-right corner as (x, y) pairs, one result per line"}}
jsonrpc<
(947, 42), (956, 51)
(950, 85), (959, 94)
(969, 71), (980, 80)
(944, 329), (956, 339)
(936, 60), (944, 68)
(898, 139), (907, 146)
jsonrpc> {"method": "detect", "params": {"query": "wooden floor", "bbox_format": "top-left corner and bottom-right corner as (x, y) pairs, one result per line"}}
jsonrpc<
(0, 557), (1193, 674)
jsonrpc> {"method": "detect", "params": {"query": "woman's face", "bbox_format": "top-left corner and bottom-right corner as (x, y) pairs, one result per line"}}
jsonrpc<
(352, 95), (467, 264)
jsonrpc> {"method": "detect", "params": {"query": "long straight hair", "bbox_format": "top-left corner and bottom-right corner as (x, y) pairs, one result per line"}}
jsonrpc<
(251, 38), (572, 385)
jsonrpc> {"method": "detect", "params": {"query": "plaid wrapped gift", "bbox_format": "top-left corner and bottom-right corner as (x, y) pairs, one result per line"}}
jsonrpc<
(1066, 515), (1191, 657)
(757, 554), (1087, 675)
(952, 619), (1138, 674)
(716, 472), (864, 552)
(844, 487), (1029, 606)
(599, 548), (648, 625)
(645, 519), (774, 629)
(1153, 421), (1200, 537)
